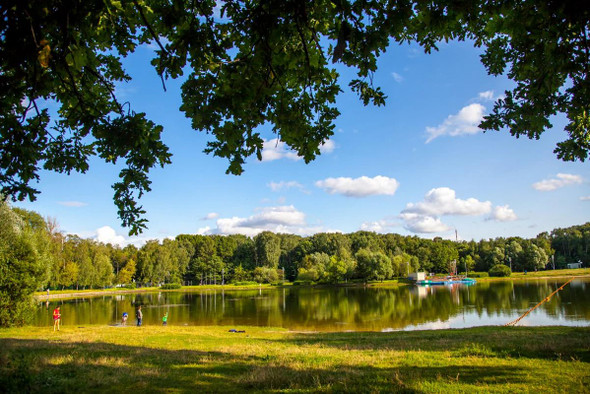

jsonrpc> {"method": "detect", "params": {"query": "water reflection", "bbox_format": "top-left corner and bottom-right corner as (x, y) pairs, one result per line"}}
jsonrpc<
(34, 278), (590, 331)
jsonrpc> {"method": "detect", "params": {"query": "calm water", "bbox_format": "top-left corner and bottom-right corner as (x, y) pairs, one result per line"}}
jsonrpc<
(35, 278), (590, 331)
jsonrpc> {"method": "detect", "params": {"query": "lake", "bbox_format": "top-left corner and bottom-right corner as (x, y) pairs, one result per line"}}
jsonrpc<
(35, 278), (590, 331)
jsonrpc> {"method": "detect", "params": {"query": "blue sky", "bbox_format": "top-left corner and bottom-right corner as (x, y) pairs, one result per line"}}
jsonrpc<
(15, 39), (590, 246)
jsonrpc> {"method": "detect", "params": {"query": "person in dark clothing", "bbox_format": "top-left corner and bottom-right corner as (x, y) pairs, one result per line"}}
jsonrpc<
(136, 306), (143, 326)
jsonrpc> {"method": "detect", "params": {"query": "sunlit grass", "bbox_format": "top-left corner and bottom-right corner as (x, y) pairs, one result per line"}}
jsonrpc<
(475, 268), (590, 282)
(1, 325), (588, 392)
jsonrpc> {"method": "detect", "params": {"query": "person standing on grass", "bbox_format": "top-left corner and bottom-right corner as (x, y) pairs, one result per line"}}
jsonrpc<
(121, 312), (128, 326)
(53, 306), (61, 331)
(136, 305), (143, 326)
(162, 312), (168, 326)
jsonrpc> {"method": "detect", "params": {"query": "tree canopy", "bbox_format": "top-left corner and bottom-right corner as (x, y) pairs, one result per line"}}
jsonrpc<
(1, 0), (588, 234)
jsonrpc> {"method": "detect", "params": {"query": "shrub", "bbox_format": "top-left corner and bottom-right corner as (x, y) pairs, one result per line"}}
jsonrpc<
(233, 281), (258, 286)
(293, 280), (313, 286)
(160, 283), (182, 290)
(122, 283), (136, 289)
(489, 264), (512, 277)
(252, 267), (279, 283)
(468, 272), (489, 278)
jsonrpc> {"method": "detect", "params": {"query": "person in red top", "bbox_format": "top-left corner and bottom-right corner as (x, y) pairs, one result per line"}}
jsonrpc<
(53, 306), (61, 331)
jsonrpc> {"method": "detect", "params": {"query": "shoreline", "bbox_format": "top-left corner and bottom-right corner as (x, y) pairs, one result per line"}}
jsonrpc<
(35, 272), (590, 300)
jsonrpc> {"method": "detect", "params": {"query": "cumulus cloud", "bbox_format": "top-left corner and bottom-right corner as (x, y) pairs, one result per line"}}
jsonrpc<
(478, 90), (495, 101)
(196, 226), (211, 235)
(400, 187), (492, 234)
(320, 139), (336, 154)
(532, 173), (583, 191)
(425, 103), (486, 143)
(58, 201), (87, 207)
(315, 175), (400, 197)
(202, 212), (219, 220)
(261, 138), (301, 162)
(261, 138), (335, 162)
(489, 205), (518, 222)
(402, 187), (492, 217)
(212, 206), (320, 237)
(360, 220), (397, 233)
(95, 226), (126, 246)
(399, 213), (450, 233)
(392, 72), (404, 83)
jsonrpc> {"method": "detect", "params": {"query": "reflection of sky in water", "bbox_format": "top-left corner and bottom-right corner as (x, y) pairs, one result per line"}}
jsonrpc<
(389, 303), (590, 332)
(35, 278), (590, 331)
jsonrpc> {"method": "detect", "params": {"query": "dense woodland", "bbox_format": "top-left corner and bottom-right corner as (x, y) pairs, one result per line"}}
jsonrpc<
(7, 203), (590, 287)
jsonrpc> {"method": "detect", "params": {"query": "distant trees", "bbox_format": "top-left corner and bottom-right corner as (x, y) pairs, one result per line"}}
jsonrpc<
(551, 224), (590, 268)
(254, 231), (281, 268)
(355, 249), (392, 282)
(6, 212), (588, 292)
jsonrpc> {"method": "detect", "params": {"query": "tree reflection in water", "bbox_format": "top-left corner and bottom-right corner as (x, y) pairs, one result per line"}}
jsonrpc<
(34, 279), (590, 331)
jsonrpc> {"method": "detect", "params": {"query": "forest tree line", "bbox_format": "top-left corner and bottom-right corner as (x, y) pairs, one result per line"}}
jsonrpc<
(9, 204), (590, 289)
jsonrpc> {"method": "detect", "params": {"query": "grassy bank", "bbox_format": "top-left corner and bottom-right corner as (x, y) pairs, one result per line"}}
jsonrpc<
(474, 268), (590, 282)
(34, 283), (280, 300)
(1, 325), (588, 393)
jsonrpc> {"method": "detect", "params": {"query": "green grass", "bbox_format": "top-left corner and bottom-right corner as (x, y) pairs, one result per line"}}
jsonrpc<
(1, 325), (588, 393)
(476, 268), (590, 282)
(35, 283), (282, 300)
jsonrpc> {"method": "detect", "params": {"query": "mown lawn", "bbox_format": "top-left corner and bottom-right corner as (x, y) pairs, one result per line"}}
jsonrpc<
(1, 325), (588, 393)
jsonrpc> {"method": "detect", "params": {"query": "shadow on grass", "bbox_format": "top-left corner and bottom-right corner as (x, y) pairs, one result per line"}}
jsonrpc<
(0, 338), (254, 393)
(0, 336), (531, 394)
(1, 326), (588, 393)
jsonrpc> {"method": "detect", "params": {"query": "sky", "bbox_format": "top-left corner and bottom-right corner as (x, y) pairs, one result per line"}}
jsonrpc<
(14, 38), (590, 247)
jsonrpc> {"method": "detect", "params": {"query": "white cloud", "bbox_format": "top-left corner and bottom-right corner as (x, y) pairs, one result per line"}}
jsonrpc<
(399, 213), (450, 233)
(261, 138), (335, 162)
(315, 175), (400, 197)
(268, 181), (304, 192)
(261, 138), (301, 162)
(478, 90), (495, 101)
(58, 201), (87, 207)
(425, 103), (485, 143)
(360, 220), (397, 233)
(402, 187), (491, 217)
(581, 196), (590, 201)
(532, 173), (583, 191)
(320, 139), (336, 154)
(213, 205), (320, 237)
(400, 187), (492, 234)
(489, 205), (518, 222)
(95, 226), (126, 246)
(197, 226), (211, 235)
(202, 212), (219, 220)
(392, 72), (404, 83)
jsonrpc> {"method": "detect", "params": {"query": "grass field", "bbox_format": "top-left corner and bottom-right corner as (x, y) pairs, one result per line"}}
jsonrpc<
(1, 325), (588, 393)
